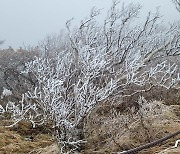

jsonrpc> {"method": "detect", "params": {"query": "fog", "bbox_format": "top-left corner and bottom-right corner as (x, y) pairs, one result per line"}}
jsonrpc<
(0, 0), (179, 49)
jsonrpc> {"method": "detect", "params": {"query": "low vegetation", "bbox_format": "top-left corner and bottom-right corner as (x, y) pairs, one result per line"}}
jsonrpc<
(0, 0), (179, 153)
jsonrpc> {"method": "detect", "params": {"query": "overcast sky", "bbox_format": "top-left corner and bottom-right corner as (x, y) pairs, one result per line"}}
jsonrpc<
(0, 0), (179, 49)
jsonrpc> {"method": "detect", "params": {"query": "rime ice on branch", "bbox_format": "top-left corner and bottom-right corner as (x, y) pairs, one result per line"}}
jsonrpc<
(10, 1), (180, 153)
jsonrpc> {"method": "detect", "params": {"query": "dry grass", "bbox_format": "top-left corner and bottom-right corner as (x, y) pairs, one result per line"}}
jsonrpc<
(0, 121), (54, 154)
(84, 100), (180, 154)
(0, 92), (179, 154)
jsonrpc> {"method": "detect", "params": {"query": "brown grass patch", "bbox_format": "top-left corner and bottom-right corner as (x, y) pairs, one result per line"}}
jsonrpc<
(0, 122), (54, 154)
(84, 101), (180, 153)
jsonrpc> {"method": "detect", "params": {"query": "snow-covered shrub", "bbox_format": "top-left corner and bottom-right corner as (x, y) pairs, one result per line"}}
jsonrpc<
(0, 104), (5, 114)
(8, 1), (180, 153)
(1, 87), (12, 99)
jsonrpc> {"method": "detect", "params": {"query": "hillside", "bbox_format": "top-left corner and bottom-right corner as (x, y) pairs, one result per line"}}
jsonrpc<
(0, 99), (179, 153)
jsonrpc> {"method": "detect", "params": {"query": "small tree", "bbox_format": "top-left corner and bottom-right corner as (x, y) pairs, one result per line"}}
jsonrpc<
(9, 1), (180, 153)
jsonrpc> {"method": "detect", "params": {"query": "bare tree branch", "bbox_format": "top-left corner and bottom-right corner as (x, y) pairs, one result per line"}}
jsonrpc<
(4, 1), (180, 153)
(173, 0), (180, 12)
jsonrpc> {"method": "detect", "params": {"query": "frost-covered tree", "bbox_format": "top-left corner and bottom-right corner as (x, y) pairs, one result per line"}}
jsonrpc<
(9, 1), (180, 153)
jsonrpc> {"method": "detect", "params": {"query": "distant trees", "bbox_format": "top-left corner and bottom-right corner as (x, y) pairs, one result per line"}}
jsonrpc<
(5, 1), (180, 153)
(0, 47), (38, 70)
(0, 47), (39, 103)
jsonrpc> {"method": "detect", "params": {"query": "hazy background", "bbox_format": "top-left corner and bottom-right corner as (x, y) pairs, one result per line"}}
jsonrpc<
(0, 0), (179, 49)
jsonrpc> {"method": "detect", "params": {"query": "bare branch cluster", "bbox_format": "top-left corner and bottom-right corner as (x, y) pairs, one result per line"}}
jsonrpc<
(173, 0), (180, 12)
